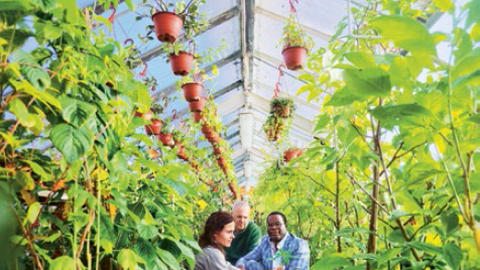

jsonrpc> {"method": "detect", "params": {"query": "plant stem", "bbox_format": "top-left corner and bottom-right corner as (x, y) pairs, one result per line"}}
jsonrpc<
(11, 206), (44, 270)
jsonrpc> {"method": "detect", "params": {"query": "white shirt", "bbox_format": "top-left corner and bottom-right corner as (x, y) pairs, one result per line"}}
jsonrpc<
(269, 233), (288, 269)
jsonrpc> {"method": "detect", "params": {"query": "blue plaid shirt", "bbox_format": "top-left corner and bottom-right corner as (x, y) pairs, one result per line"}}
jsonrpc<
(236, 233), (310, 270)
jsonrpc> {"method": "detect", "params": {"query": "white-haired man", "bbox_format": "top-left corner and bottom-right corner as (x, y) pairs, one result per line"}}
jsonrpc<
(225, 201), (262, 265)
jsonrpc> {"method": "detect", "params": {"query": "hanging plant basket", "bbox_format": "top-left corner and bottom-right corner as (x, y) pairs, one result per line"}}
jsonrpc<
(217, 156), (226, 167)
(158, 132), (174, 147)
(151, 12), (183, 43)
(213, 147), (222, 155)
(282, 46), (307, 71)
(145, 119), (162, 135)
(271, 97), (295, 119)
(274, 104), (291, 118)
(201, 124), (214, 135)
(176, 146), (188, 161)
(284, 148), (302, 162)
(181, 82), (203, 101)
(188, 97), (206, 112)
(205, 132), (220, 144)
(192, 111), (204, 123)
(169, 52), (194, 76)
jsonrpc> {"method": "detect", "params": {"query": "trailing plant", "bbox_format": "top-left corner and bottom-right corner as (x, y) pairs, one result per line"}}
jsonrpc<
(270, 97), (296, 118)
(279, 14), (314, 50)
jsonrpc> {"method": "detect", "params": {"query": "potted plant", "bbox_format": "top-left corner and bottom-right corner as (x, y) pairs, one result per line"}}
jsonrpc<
(205, 131), (220, 144)
(188, 96), (206, 112)
(142, 0), (208, 43)
(158, 119), (175, 147)
(280, 14), (314, 70)
(160, 42), (195, 76)
(284, 148), (303, 162)
(145, 118), (163, 135)
(192, 111), (204, 123)
(263, 115), (289, 142)
(271, 97), (296, 118)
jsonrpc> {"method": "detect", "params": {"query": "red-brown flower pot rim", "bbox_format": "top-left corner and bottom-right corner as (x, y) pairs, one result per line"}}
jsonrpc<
(169, 51), (194, 57)
(282, 46), (308, 54)
(181, 82), (202, 87)
(151, 11), (182, 21)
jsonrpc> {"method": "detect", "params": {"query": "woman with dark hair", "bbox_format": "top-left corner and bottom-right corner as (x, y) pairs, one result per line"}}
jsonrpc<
(194, 211), (240, 270)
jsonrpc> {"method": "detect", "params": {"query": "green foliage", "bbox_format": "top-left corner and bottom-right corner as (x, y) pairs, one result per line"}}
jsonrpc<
(0, 1), (224, 269)
(280, 14), (314, 50)
(254, 0), (479, 269)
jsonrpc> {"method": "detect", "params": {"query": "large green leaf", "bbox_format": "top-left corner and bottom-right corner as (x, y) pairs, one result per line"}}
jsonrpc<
(370, 104), (432, 125)
(466, 0), (480, 27)
(452, 48), (480, 80)
(311, 255), (351, 270)
(440, 212), (459, 236)
(12, 50), (50, 89)
(59, 96), (97, 127)
(343, 68), (391, 97)
(325, 87), (365, 106)
(174, 241), (195, 269)
(370, 15), (436, 56)
(443, 242), (463, 269)
(49, 256), (76, 270)
(134, 238), (157, 267)
(157, 248), (180, 270)
(50, 124), (93, 164)
(344, 52), (376, 68)
(0, 29), (31, 51)
(0, 0), (33, 25)
(136, 223), (158, 240)
(8, 98), (29, 125)
(118, 249), (145, 270)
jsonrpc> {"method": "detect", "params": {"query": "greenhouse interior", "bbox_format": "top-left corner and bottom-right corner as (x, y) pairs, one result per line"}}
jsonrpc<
(0, 0), (479, 269)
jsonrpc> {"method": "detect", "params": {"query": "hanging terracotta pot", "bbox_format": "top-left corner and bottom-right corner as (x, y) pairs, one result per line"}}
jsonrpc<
(182, 82), (203, 101)
(217, 157), (226, 167)
(145, 119), (162, 135)
(284, 148), (301, 162)
(213, 147), (222, 155)
(135, 109), (153, 120)
(158, 133), (174, 147)
(188, 97), (206, 112)
(282, 46), (307, 71)
(201, 124), (214, 134)
(192, 111), (203, 123)
(151, 12), (183, 43)
(169, 52), (194, 76)
(205, 132), (220, 144)
(228, 182), (238, 199)
(176, 146), (188, 161)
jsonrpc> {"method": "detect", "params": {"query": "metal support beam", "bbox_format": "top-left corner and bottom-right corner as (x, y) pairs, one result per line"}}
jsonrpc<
(255, 6), (332, 41)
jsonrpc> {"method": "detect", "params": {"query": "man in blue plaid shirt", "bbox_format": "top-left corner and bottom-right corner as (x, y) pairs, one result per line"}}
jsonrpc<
(236, 212), (310, 270)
